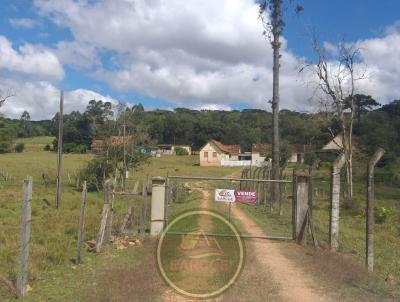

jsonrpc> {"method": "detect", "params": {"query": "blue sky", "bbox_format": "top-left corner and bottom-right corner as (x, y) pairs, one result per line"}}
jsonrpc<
(0, 0), (399, 120)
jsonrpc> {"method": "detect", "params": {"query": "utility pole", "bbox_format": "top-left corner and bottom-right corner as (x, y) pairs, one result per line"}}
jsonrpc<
(55, 90), (64, 208)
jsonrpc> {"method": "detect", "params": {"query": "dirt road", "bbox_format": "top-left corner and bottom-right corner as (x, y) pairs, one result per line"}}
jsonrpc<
(88, 187), (392, 302)
(163, 188), (332, 302)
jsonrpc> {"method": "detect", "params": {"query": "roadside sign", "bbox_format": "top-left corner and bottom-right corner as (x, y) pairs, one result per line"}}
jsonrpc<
(215, 189), (236, 203)
(235, 190), (257, 204)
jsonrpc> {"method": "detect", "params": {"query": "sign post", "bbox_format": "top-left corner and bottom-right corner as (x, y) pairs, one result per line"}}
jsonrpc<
(215, 189), (257, 222)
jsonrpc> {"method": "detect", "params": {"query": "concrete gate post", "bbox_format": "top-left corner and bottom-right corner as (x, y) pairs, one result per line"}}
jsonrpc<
(150, 177), (166, 237)
(292, 169), (310, 241)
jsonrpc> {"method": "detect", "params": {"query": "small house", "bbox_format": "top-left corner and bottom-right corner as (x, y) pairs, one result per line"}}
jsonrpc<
(90, 136), (132, 154)
(289, 144), (314, 163)
(251, 143), (272, 166)
(321, 134), (343, 153)
(251, 143), (313, 164)
(157, 144), (192, 155)
(199, 139), (241, 166)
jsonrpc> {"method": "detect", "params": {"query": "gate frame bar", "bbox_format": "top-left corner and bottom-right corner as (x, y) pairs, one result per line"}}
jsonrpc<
(164, 175), (294, 241)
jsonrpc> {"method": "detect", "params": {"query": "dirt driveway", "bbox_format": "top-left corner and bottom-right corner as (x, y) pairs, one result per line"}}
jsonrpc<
(86, 187), (394, 302)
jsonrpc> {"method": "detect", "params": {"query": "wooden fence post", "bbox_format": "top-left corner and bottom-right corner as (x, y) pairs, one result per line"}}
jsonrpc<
(120, 182), (139, 234)
(104, 181), (113, 243)
(95, 180), (112, 252)
(76, 181), (87, 264)
(55, 90), (64, 208)
(366, 148), (385, 272)
(292, 170), (309, 242)
(17, 177), (32, 298)
(140, 183), (148, 240)
(329, 153), (346, 251)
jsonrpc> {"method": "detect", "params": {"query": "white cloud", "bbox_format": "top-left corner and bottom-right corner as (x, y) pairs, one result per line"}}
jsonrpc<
(34, 0), (306, 110)
(9, 18), (39, 29)
(355, 31), (400, 102)
(26, 0), (400, 111)
(55, 41), (98, 69)
(0, 77), (116, 120)
(0, 36), (64, 81)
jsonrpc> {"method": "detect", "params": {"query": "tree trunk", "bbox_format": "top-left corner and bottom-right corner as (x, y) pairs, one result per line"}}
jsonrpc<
(271, 0), (281, 211)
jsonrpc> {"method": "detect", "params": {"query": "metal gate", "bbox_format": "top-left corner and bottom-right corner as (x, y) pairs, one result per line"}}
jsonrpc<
(164, 175), (294, 241)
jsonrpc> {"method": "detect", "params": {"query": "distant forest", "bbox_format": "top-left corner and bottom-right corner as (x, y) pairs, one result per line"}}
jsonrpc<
(1, 97), (400, 163)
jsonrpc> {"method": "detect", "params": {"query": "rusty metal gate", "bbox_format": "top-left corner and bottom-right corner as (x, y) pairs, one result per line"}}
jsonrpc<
(164, 175), (296, 241)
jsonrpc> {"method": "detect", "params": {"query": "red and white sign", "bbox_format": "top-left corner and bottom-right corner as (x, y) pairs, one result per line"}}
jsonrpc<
(215, 189), (236, 203)
(234, 190), (257, 204)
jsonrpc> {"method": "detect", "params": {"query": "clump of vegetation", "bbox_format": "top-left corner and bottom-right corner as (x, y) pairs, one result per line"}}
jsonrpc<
(44, 144), (51, 151)
(63, 143), (87, 153)
(0, 119), (14, 153)
(169, 183), (191, 203)
(375, 206), (393, 224)
(79, 157), (112, 191)
(15, 142), (25, 153)
(175, 146), (189, 156)
(304, 152), (318, 166)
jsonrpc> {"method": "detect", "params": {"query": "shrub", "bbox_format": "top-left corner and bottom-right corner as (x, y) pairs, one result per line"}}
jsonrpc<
(319, 161), (332, 169)
(304, 152), (317, 166)
(175, 146), (189, 156)
(79, 157), (113, 191)
(73, 144), (87, 154)
(44, 144), (51, 151)
(375, 206), (393, 224)
(63, 143), (87, 153)
(15, 142), (25, 153)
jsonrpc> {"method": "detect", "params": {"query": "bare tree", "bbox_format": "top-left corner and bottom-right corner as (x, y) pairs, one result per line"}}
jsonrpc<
(308, 40), (366, 200)
(0, 89), (14, 108)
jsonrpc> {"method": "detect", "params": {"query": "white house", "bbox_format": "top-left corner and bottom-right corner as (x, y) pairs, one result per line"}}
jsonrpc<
(199, 140), (241, 166)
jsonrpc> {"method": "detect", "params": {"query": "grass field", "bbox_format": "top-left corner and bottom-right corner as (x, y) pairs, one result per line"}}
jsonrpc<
(15, 136), (55, 152)
(0, 153), (242, 300)
(0, 152), (399, 300)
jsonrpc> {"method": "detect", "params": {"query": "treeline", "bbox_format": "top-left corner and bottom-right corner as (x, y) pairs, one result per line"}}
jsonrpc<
(0, 110), (51, 153)
(1, 98), (400, 165)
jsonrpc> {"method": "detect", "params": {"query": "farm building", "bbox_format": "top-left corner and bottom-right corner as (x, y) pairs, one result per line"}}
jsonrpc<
(321, 134), (343, 153)
(90, 136), (132, 154)
(157, 144), (192, 155)
(199, 139), (241, 166)
(251, 143), (314, 164)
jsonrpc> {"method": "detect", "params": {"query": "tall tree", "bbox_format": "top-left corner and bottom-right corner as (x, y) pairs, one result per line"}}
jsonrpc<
(259, 1), (300, 211)
(344, 94), (380, 128)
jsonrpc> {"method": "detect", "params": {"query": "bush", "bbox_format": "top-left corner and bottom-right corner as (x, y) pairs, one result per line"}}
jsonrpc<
(79, 157), (113, 191)
(319, 161), (332, 169)
(44, 144), (51, 151)
(63, 143), (87, 153)
(175, 146), (189, 156)
(375, 206), (393, 224)
(304, 152), (317, 166)
(15, 142), (25, 153)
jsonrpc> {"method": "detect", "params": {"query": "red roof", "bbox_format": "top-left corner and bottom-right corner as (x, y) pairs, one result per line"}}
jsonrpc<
(252, 144), (272, 154)
(252, 143), (313, 154)
(210, 139), (240, 154)
(91, 136), (132, 149)
(290, 144), (314, 153)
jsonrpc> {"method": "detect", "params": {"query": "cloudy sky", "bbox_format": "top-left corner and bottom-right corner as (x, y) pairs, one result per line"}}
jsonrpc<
(0, 0), (399, 120)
